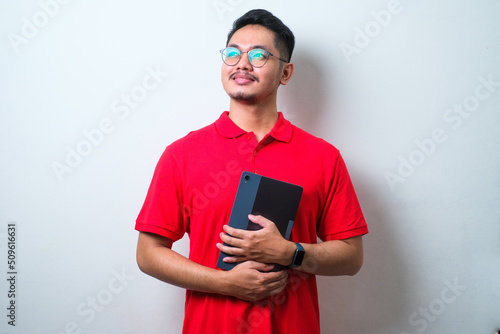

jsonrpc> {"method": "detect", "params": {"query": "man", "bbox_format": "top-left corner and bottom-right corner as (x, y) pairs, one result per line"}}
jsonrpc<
(135, 9), (368, 334)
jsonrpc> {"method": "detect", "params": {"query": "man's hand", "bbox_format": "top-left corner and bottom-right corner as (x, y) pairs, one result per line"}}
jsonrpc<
(216, 214), (295, 266)
(221, 261), (288, 301)
(137, 232), (287, 302)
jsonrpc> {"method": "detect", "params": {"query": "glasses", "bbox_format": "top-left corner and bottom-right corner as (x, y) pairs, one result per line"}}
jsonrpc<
(220, 47), (288, 68)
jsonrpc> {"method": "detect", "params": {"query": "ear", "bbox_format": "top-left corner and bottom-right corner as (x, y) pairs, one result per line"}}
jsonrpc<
(280, 62), (294, 85)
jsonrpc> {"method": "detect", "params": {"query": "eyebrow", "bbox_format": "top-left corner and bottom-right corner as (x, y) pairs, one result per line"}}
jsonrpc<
(227, 43), (270, 51)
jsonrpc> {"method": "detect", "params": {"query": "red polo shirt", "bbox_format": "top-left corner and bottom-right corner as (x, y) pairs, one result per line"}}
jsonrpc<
(136, 112), (368, 334)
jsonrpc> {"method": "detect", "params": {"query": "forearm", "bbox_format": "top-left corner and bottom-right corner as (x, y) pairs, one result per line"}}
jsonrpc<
(136, 232), (288, 301)
(289, 236), (364, 276)
(137, 239), (226, 294)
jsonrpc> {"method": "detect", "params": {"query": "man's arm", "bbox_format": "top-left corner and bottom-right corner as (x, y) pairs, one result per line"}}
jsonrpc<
(217, 214), (364, 276)
(297, 235), (363, 276)
(136, 231), (289, 301)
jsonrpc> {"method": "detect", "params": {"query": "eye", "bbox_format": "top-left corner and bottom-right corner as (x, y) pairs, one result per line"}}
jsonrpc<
(250, 49), (267, 60)
(225, 48), (240, 59)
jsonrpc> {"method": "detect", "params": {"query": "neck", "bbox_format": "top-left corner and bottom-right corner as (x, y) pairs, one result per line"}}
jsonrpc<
(228, 98), (279, 142)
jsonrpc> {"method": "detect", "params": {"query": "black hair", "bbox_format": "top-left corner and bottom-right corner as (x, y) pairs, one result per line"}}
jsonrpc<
(226, 9), (295, 62)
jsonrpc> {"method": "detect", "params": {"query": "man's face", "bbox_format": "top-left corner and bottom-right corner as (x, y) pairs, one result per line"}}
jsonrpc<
(221, 24), (288, 104)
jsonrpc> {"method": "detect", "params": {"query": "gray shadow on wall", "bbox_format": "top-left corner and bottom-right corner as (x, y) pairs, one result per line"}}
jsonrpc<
(319, 174), (412, 333)
(278, 49), (327, 134)
(280, 50), (410, 332)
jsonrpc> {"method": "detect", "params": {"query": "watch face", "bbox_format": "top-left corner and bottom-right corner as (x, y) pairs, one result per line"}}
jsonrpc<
(295, 249), (305, 266)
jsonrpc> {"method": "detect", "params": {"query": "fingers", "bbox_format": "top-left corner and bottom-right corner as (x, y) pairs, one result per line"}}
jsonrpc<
(216, 235), (246, 262)
(223, 215), (274, 238)
(243, 260), (274, 271)
(241, 261), (289, 285)
(230, 261), (289, 301)
(222, 224), (247, 239)
(219, 229), (245, 248)
(257, 268), (288, 299)
(217, 217), (281, 264)
(268, 272), (288, 296)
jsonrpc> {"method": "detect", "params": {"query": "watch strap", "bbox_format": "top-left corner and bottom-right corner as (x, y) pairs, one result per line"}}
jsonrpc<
(287, 242), (305, 269)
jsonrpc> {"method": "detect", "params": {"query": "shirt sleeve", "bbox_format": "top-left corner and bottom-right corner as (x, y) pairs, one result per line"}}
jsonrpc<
(135, 146), (189, 241)
(317, 153), (368, 241)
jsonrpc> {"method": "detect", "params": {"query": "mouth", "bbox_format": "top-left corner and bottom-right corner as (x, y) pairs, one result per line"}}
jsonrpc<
(230, 72), (258, 84)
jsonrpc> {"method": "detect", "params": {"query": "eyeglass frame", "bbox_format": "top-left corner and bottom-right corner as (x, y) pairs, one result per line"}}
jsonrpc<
(219, 47), (289, 68)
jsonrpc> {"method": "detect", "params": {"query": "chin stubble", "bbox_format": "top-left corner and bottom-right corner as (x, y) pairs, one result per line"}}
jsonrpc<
(228, 91), (257, 103)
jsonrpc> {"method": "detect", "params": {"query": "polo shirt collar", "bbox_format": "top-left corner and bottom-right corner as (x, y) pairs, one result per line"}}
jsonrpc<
(215, 111), (293, 143)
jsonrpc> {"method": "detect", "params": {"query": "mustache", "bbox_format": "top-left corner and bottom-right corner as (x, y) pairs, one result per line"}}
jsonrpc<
(229, 72), (259, 82)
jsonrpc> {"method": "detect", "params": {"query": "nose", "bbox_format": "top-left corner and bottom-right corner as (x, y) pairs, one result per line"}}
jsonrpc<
(236, 51), (253, 71)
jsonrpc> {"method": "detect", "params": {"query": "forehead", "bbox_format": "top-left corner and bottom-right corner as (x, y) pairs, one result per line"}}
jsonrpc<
(227, 24), (277, 51)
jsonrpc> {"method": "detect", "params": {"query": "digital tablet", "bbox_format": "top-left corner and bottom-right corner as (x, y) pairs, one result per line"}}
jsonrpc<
(217, 171), (303, 271)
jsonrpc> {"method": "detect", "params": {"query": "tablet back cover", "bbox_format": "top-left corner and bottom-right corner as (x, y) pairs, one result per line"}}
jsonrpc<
(217, 172), (303, 271)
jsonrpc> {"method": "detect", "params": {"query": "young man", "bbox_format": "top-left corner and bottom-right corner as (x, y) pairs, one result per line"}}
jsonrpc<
(135, 9), (368, 334)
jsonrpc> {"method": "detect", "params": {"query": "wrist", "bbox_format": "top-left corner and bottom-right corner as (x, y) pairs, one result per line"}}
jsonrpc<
(216, 269), (236, 296)
(280, 241), (297, 266)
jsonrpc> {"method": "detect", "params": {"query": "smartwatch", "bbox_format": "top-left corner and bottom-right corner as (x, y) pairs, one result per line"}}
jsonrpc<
(288, 242), (305, 268)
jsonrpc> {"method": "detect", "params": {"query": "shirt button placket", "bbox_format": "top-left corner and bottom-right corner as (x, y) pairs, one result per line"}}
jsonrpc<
(243, 134), (258, 174)
(253, 148), (260, 174)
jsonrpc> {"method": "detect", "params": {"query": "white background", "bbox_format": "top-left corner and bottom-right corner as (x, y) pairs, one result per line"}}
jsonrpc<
(1, 0), (499, 333)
